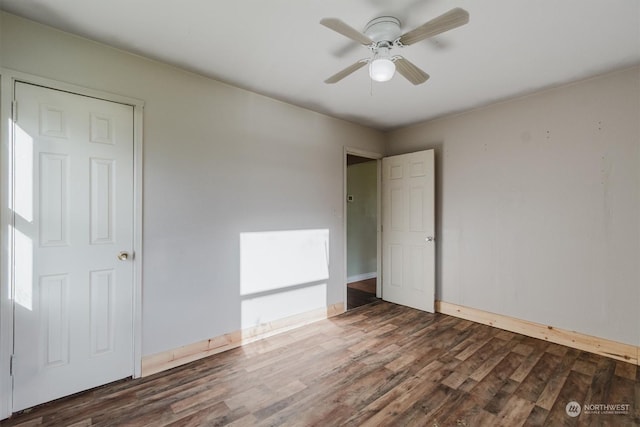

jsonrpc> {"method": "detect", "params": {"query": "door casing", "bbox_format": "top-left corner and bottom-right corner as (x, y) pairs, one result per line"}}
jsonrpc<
(0, 69), (144, 419)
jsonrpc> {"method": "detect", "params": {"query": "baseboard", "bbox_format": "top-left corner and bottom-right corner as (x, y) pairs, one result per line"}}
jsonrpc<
(436, 301), (639, 366)
(142, 300), (637, 377)
(141, 302), (345, 377)
(347, 272), (377, 283)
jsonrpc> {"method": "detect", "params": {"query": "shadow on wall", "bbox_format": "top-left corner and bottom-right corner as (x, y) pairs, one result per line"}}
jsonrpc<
(239, 229), (330, 330)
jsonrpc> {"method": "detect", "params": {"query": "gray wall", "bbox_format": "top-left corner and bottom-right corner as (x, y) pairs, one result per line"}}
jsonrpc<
(346, 161), (377, 280)
(387, 66), (640, 346)
(0, 12), (386, 356)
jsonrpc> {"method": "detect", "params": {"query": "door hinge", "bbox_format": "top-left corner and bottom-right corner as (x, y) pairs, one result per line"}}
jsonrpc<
(9, 354), (14, 376)
(11, 100), (18, 123)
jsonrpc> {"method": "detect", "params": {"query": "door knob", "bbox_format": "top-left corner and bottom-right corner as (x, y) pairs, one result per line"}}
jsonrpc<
(425, 236), (435, 242)
(117, 251), (129, 261)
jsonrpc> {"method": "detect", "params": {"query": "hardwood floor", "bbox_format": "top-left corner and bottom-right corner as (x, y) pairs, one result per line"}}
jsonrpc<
(3, 302), (638, 426)
(347, 278), (378, 310)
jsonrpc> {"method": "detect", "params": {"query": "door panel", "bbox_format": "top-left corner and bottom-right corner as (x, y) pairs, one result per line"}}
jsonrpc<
(90, 269), (116, 356)
(39, 274), (70, 367)
(90, 158), (116, 244)
(13, 82), (134, 411)
(382, 150), (435, 312)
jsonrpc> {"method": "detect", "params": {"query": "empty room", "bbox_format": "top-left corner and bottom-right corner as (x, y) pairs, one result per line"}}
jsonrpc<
(0, 1), (638, 426)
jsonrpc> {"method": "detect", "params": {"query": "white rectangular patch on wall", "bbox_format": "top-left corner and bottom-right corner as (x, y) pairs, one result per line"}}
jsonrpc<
(240, 229), (329, 296)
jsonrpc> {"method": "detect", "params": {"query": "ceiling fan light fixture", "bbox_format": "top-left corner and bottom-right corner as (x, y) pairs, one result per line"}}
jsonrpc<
(369, 58), (395, 82)
(321, 8), (468, 85)
(369, 48), (395, 82)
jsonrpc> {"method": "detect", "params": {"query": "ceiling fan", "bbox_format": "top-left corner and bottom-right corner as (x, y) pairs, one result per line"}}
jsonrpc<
(320, 8), (469, 85)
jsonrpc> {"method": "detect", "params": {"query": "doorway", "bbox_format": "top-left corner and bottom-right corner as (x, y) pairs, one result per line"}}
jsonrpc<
(345, 153), (380, 309)
(343, 148), (436, 313)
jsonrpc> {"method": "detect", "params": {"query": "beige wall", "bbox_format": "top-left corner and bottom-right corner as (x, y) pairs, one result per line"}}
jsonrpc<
(0, 12), (385, 358)
(387, 66), (640, 346)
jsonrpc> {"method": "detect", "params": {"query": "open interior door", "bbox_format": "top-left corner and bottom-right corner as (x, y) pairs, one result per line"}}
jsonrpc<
(382, 149), (435, 312)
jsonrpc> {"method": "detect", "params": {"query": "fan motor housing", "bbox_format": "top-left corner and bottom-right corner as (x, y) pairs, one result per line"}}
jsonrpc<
(364, 16), (401, 43)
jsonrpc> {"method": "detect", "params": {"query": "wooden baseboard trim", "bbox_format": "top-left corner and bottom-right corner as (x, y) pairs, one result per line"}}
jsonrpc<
(436, 301), (639, 366)
(141, 302), (345, 377)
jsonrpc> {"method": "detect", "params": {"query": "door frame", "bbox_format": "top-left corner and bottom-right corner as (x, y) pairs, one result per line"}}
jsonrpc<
(343, 147), (383, 306)
(0, 69), (145, 419)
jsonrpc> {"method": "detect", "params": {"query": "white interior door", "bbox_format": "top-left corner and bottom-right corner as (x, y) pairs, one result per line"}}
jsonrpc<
(382, 150), (435, 312)
(12, 82), (134, 411)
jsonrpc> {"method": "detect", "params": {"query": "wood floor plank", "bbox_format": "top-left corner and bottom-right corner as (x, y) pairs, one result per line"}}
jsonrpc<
(535, 349), (579, 410)
(573, 358), (598, 377)
(586, 357), (617, 406)
(421, 386), (471, 424)
(615, 360), (637, 381)
(466, 407), (501, 426)
(224, 413), (257, 427)
(161, 400), (233, 427)
(545, 370), (592, 426)
(454, 331), (496, 361)
(480, 355), (526, 414)
(10, 418), (43, 427)
(400, 385), (465, 426)
(510, 351), (545, 384)
(523, 405), (549, 426)
(515, 351), (563, 403)
(3, 302), (637, 427)
(384, 352), (416, 372)
(354, 360), (448, 426)
(468, 341), (516, 382)
(496, 395), (535, 426)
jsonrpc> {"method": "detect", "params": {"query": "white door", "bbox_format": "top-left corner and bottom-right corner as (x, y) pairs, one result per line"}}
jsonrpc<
(382, 150), (435, 312)
(12, 82), (134, 411)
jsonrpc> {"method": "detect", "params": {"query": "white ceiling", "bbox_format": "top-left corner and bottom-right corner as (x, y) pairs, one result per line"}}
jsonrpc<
(1, 0), (639, 130)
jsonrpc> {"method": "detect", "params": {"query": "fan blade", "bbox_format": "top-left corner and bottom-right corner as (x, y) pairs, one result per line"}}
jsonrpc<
(324, 60), (368, 84)
(395, 57), (430, 85)
(320, 18), (373, 46)
(399, 8), (469, 46)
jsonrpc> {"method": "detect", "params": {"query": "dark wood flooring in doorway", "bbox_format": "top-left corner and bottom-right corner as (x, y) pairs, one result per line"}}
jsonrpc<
(3, 302), (638, 426)
(347, 278), (378, 310)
